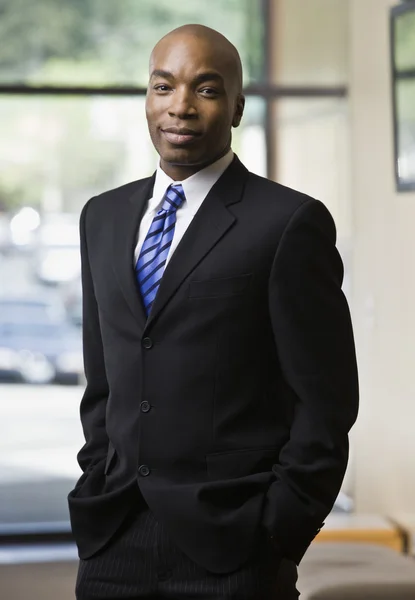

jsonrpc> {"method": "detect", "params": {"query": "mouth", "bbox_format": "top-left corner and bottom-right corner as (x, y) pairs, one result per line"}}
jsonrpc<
(161, 127), (201, 146)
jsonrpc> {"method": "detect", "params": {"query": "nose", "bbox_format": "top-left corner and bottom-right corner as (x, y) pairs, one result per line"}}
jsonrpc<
(168, 86), (197, 120)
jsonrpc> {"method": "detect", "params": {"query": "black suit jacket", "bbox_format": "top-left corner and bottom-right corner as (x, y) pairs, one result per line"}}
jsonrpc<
(68, 156), (358, 573)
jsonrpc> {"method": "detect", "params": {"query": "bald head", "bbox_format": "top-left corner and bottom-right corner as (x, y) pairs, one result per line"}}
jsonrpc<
(150, 24), (243, 93)
(145, 24), (245, 180)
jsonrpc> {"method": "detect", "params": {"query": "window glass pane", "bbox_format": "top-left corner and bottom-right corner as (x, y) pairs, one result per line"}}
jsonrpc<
(394, 9), (415, 72)
(395, 79), (415, 185)
(0, 95), (264, 217)
(0, 94), (265, 526)
(271, 0), (348, 85)
(0, 96), (156, 217)
(0, 0), (265, 86)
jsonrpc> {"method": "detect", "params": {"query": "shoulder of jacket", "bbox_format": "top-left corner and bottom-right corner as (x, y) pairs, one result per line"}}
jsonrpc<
(79, 175), (153, 231)
(244, 171), (336, 239)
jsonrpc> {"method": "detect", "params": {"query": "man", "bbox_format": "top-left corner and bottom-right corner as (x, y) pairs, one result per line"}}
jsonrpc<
(69, 24), (359, 600)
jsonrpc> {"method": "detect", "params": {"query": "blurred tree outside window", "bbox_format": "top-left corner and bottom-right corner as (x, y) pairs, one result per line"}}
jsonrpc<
(394, 7), (415, 71)
(392, 5), (415, 188)
(0, 0), (264, 86)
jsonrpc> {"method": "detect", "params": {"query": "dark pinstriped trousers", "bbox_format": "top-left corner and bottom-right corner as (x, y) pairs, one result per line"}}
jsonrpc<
(75, 505), (299, 600)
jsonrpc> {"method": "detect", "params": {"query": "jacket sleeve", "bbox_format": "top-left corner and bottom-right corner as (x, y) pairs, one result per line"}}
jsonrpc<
(263, 198), (359, 564)
(76, 198), (110, 473)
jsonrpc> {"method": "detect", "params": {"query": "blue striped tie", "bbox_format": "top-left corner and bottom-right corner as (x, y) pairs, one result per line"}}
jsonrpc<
(136, 184), (185, 316)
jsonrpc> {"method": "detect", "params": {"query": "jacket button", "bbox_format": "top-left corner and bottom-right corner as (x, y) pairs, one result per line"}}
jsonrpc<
(142, 337), (153, 349)
(140, 401), (151, 413)
(138, 465), (150, 477)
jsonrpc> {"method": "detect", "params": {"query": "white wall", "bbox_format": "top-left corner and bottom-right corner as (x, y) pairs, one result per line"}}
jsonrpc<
(272, 0), (415, 514)
(350, 0), (415, 513)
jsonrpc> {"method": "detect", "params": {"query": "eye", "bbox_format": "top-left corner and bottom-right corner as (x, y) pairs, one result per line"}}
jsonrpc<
(199, 87), (219, 97)
(154, 84), (171, 93)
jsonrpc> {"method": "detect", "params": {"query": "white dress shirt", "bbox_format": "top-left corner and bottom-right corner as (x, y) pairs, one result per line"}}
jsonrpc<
(133, 150), (234, 267)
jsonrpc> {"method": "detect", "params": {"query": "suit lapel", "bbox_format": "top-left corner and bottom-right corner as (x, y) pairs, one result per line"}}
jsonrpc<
(112, 174), (155, 331)
(145, 157), (249, 330)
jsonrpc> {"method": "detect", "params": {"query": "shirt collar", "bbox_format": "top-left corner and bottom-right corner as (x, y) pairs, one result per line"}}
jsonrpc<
(150, 150), (234, 215)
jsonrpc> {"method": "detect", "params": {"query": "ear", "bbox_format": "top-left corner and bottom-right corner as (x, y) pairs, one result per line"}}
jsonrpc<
(232, 94), (245, 128)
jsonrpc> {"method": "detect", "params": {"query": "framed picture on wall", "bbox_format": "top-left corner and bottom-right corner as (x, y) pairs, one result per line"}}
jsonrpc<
(390, 1), (415, 191)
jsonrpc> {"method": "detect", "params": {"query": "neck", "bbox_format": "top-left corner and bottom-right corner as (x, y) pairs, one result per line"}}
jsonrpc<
(159, 148), (230, 181)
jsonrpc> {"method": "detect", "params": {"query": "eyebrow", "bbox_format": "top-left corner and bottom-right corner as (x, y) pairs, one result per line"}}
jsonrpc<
(150, 69), (224, 85)
(193, 72), (224, 85)
(150, 69), (174, 80)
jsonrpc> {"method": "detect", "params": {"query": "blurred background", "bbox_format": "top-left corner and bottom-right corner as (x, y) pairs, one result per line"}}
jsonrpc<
(1, 0), (415, 597)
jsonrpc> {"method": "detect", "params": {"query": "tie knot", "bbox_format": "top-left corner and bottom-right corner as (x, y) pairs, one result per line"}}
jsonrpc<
(160, 184), (185, 213)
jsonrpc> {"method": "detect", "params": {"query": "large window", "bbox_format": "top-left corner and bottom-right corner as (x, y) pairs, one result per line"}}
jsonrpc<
(0, 0), (350, 533)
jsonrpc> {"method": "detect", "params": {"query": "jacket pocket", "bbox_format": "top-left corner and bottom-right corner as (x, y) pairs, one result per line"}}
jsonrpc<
(104, 441), (116, 475)
(188, 273), (252, 298)
(206, 446), (278, 481)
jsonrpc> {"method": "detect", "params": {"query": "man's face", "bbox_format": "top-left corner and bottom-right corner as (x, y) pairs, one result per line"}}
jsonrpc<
(145, 35), (244, 179)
